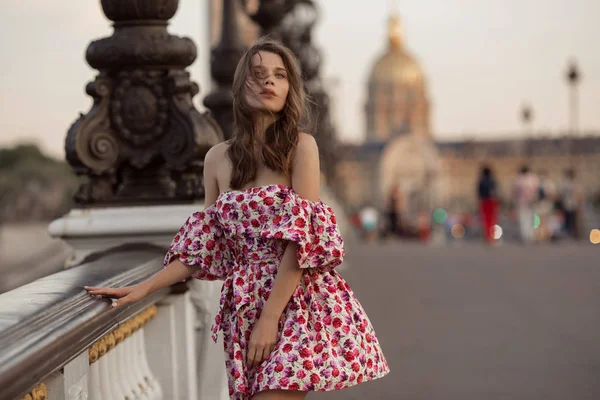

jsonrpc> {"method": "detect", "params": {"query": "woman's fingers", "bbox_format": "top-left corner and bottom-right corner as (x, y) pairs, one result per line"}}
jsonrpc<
(247, 345), (258, 368)
(247, 344), (275, 368)
(84, 286), (130, 298)
(246, 340), (277, 368)
(260, 347), (271, 364)
(84, 285), (144, 309)
(86, 288), (118, 297)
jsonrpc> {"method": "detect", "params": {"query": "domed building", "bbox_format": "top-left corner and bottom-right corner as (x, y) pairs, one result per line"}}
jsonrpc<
(365, 14), (430, 141)
(336, 13), (441, 230)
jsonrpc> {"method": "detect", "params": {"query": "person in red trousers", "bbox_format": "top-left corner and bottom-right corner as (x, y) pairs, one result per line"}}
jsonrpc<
(477, 165), (498, 244)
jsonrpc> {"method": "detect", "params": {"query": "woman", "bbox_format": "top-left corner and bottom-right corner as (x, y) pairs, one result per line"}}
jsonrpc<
(84, 39), (389, 400)
(477, 165), (498, 244)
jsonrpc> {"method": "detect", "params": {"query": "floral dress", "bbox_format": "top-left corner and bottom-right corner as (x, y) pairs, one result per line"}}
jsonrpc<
(164, 184), (389, 399)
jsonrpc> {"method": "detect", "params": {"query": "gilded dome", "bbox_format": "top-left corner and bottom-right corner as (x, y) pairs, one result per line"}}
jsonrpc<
(369, 15), (424, 86)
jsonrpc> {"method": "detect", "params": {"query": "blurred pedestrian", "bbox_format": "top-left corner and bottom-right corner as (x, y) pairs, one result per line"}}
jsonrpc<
(513, 165), (539, 243)
(535, 170), (557, 241)
(559, 169), (583, 239)
(360, 204), (380, 242)
(386, 185), (404, 238)
(477, 165), (498, 244)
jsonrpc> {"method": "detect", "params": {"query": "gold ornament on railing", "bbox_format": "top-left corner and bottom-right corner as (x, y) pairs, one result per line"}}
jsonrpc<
(97, 336), (108, 357)
(31, 383), (48, 400)
(88, 342), (99, 364)
(106, 331), (116, 350)
(19, 382), (47, 400)
(88, 304), (158, 364)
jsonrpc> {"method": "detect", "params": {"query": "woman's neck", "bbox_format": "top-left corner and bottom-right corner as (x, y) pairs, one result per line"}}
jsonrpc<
(254, 112), (276, 142)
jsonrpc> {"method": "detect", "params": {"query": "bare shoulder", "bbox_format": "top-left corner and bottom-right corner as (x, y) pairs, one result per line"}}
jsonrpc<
(204, 141), (231, 192)
(204, 141), (230, 167)
(294, 132), (319, 161)
(292, 133), (320, 201)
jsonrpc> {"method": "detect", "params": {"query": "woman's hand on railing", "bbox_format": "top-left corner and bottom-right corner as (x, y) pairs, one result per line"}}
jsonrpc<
(84, 284), (149, 308)
(84, 258), (194, 308)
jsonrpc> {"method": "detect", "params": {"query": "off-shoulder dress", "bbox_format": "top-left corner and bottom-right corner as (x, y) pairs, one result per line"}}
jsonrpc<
(164, 184), (389, 399)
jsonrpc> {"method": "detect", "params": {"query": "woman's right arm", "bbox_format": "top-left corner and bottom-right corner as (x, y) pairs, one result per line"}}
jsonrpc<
(84, 260), (193, 308)
(85, 144), (224, 308)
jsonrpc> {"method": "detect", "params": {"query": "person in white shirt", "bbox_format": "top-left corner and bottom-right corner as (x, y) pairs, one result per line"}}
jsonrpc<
(513, 165), (540, 243)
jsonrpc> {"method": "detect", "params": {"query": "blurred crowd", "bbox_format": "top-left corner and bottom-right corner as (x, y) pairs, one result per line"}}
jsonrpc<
(349, 165), (590, 246)
(477, 165), (584, 244)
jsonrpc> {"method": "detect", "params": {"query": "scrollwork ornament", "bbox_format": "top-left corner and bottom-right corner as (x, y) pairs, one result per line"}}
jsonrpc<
(88, 130), (120, 170)
(67, 75), (120, 175)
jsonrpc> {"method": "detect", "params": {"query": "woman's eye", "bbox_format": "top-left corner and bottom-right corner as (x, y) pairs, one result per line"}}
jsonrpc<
(276, 73), (286, 79)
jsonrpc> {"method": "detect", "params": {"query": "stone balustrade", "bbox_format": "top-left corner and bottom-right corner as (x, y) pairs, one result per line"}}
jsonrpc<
(0, 244), (201, 400)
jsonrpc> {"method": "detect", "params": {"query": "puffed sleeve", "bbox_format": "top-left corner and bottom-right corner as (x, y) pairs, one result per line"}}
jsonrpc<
(163, 207), (230, 281)
(261, 191), (345, 269)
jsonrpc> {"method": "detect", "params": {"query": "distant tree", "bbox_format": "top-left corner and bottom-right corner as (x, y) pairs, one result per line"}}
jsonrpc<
(0, 143), (77, 222)
(0, 143), (55, 170)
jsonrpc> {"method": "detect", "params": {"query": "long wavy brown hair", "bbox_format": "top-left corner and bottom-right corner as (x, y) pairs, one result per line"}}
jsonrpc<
(227, 38), (307, 190)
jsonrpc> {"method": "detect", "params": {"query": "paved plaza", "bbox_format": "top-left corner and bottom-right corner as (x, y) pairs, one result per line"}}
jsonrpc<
(314, 241), (600, 400)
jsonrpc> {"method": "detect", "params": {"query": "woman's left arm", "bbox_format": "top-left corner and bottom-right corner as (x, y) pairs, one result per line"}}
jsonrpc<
(246, 133), (320, 367)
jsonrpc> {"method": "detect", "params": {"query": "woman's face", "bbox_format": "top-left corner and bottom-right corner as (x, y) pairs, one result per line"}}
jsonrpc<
(245, 50), (289, 113)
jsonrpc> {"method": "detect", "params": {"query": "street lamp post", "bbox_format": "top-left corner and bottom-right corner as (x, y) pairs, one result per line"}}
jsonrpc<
(520, 103), (533, 159)
(566, 60), (581, 166)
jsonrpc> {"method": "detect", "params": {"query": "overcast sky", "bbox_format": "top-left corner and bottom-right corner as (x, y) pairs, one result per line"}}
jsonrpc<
(1, 0), (598, 158)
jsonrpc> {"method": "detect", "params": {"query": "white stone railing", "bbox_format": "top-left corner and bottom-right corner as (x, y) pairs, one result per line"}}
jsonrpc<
(0, 244), (202, 400)
(87, 305), (162, 400)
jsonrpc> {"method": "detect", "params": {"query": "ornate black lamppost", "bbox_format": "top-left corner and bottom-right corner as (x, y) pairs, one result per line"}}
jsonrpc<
(204, 0), (247, 139)
(66, 0), (222, 205)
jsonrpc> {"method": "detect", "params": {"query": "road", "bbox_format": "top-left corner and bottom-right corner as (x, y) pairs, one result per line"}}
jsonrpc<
(312, 241), (600, 400)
